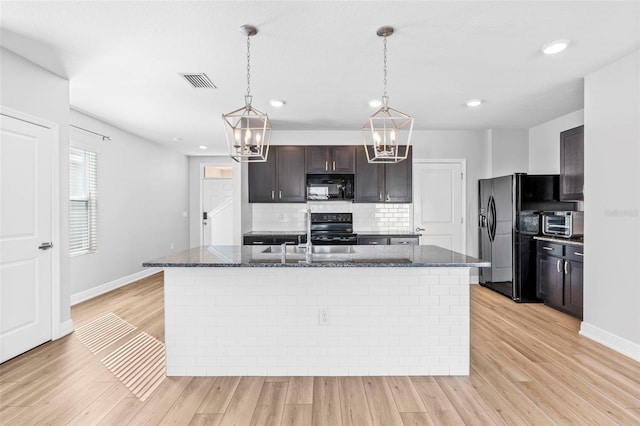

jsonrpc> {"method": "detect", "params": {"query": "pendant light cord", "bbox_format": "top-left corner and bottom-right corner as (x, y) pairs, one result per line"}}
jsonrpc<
(383, 35), (388, 99)
(246, 35), (251, 96)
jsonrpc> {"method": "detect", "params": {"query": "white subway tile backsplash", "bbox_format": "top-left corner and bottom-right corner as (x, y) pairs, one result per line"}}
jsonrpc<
(250, 202), (413, 233)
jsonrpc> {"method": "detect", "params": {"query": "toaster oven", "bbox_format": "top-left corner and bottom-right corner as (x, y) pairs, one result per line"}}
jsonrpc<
(542, 211), (584, 238)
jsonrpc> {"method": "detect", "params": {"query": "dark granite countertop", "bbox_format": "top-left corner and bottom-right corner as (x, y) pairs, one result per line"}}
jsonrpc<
(534, 235), (584, 247)
(356, 233), (421, 238)
(143, 245), (490, 268)
(244, 231), (305, 236)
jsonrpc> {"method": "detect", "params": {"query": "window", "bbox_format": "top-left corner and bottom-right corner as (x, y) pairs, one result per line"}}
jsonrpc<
(69, 146), (98, 256)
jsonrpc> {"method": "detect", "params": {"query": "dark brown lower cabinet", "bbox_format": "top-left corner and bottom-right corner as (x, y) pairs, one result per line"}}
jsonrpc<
(536, 240), (583, 319)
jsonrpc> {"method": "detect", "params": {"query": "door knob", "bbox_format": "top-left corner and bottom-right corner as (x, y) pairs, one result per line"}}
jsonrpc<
(39, 242), (53, 250)
(415, 227), (425, 232)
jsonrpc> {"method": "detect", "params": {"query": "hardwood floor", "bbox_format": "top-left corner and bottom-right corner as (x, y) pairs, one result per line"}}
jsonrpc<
(1, 272), (639, 425)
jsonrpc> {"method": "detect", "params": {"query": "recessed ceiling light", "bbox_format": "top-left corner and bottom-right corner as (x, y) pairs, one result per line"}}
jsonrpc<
(369, 99), (382, 108)
(465, 99), (483, 107)
(199, 145), (208, 150)
(269, 99), (285, 107)
(542, 39), (570, 55)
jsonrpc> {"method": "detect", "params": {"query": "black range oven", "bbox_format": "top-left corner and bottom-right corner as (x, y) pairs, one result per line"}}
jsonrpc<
(310, 213), (357, 245)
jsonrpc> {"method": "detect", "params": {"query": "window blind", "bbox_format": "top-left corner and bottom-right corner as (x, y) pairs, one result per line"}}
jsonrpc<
(69, 146), (98, 256)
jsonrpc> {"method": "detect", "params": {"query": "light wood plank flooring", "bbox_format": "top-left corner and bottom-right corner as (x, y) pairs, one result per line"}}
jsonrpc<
(1, 272), (639, 425)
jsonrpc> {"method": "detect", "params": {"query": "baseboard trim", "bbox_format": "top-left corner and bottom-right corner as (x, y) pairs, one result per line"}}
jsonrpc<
(71, 268), (162, 306)
(579, 322), (640, 362)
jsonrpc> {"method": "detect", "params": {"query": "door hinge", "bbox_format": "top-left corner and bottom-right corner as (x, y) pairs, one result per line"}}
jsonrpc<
(461, 172), (464, 180)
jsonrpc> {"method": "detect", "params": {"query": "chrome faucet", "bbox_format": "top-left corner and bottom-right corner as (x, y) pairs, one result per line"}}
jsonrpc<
(305, 208), (312, 260)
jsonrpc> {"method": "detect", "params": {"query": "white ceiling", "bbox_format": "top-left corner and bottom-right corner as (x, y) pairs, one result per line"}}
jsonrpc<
(1, 1), (639, 155)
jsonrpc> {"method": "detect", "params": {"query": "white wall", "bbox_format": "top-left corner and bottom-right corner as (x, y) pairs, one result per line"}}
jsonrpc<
(581, 50), (640, 361)
(529, 109), (584, 173)
(0, 47), (72, 329)
(69, 110), (189, 301)
(489, 129), (529, 177)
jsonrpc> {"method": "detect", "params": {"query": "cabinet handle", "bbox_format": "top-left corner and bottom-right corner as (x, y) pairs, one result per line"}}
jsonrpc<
(557, 259), (562, 273)
(543, 246), (553, 251)
(574, 252), (584, 257)
(253, 241), (264, 245)
(386, 193), (391, 202)
(279, 190), (282, 200)
(379, 192), (382, 201)
(371, 242), (379, 245)
(333, 161), (336, 171)
(564, 261), (569, 275)
(325, 161), (328, 171)
(271, 190), (275, 200)
(398, 241), (410, 245)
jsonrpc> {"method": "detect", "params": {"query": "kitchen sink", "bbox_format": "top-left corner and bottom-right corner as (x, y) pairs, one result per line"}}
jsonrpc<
(261, 245), (356, 255)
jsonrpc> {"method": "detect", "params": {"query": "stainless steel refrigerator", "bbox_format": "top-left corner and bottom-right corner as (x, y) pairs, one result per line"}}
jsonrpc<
(478, 173), (575, 302)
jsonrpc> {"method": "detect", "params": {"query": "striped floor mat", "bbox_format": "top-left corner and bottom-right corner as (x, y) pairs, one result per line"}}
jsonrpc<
(75, 312), (137, 354)
(100, 332), (166, 401)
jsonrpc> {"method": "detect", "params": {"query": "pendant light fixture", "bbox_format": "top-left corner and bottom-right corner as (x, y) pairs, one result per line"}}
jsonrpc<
(223, 24), (272, 163)
(361, 26), (414, 163)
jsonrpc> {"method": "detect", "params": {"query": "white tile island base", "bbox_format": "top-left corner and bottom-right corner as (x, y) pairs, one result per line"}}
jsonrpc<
(163, 267), (471, 376)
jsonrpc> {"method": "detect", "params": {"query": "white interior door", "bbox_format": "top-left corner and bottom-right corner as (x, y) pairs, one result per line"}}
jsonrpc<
(413, 161), (465, 253)
(202, 178), (233, 246)
(1, 114), (54, 362)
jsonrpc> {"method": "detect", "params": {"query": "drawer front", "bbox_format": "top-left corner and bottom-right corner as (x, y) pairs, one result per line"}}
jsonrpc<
(389, 237), (419, 246)
(358, 237), (389, 245)
(273, 236), (304, 245)
(565, 247), (584, 262)
(536, 240), (563, 256)
(243, 236), (275, 245)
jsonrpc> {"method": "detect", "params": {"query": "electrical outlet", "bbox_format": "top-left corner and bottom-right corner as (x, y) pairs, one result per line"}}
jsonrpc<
(318, 308), (329, 326)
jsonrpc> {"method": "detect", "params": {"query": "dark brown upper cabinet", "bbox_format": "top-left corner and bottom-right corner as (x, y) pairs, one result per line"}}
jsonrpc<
(306, 146), (355, 174)
(248, 146), (306, 203)
(560, 125), (584, 201)
(354, 146), (412, 203)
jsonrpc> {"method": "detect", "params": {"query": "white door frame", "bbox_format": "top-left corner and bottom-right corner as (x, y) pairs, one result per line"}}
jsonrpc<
(1, 106), (65, 340)
(413, 158), (467, 254)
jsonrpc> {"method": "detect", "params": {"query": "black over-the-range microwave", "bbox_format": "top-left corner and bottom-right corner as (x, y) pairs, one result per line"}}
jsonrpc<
(306, 174), (354, 200)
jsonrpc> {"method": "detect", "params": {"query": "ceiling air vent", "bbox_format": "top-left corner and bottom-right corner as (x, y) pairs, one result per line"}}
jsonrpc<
(179, 73), (217, 89)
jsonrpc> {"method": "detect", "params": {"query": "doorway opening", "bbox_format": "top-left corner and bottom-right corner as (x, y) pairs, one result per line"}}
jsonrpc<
(201, 166), (234, 246)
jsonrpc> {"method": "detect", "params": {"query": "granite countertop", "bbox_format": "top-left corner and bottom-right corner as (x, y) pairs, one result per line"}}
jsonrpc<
(244, 231), (421, 237)
(143, 245), (490, 268)
(356, 233), (421, 237)
(534, 235), (584, 247)
(244, 231), (305, 236)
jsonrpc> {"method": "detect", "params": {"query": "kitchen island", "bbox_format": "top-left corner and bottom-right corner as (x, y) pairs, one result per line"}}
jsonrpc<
(143, 245), (489, 376)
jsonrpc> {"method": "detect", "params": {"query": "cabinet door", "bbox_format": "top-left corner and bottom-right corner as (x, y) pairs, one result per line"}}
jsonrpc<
(354, 147), (385, 202)
(564, 259), (583, 319)
(248, 154), (277, 203)
(331, 146), (355, 173)
(305, 146), (330, 173)
(384, 148), (412, 203)
(537, 254), (564, 307)
(560, 125), (584, 201)
(276, 146), (306, 202)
